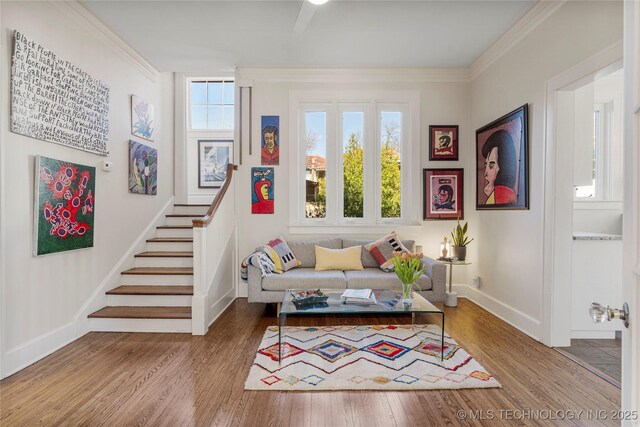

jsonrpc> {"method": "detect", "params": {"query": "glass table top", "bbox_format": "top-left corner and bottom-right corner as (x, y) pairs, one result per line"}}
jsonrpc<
(280, 289), (442, 315)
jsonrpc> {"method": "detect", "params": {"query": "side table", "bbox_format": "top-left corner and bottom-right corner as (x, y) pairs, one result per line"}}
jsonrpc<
(437, 259), (471, 307)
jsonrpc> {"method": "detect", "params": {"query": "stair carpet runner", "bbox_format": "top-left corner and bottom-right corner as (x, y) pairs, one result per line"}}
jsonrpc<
(87, 204), (208, 333)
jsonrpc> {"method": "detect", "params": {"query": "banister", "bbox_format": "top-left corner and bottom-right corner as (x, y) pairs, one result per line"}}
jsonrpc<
(192, 163), (238, 228)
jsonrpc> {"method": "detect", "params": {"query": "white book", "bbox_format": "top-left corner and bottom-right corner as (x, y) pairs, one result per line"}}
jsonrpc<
(341, 289), (377, 305)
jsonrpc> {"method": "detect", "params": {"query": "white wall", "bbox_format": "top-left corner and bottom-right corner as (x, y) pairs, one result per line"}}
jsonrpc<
(0, 1), (174, 377)
(234, 71), (474, 296)
(470, 1), (623, 339)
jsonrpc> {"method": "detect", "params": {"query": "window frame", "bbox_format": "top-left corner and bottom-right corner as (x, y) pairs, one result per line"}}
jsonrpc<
(187, 78), (235, 132)
(289, 90), (420, 231)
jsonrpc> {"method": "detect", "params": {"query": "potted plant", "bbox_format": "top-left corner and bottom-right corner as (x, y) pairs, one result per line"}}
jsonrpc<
(392, 251), (425, 305)
(450, 218), (473, 261)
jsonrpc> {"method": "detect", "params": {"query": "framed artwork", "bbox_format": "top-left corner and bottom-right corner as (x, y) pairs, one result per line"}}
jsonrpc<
(423, 168), (464, 220)
(476, 104), (529, 210)
(129, 140), (158, 195)
(131, 95), (155, 141)
(429, 125), (458, 161)
(34, 156), (95, 256)
(251, 167), (274, 214)
(261, 116), (279, 166)
(198, 140), (233, 188)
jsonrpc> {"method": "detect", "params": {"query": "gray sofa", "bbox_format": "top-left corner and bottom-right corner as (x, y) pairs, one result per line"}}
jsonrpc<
(247, 238), (446, 304)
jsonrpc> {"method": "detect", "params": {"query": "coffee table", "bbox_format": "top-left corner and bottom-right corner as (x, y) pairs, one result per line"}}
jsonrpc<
(278, 289), (445, 362)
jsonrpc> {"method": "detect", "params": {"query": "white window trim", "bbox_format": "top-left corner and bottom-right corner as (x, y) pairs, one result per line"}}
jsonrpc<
(289, 90), (420, 231)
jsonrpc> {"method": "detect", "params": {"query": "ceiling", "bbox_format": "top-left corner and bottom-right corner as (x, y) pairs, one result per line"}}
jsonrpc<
(82, 0), (535, 72)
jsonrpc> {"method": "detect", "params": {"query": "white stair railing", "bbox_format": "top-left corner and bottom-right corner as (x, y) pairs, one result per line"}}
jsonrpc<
(192, 164), (237, 335)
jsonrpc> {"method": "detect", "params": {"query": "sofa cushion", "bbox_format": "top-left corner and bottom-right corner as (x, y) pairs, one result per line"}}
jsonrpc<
(262, 268), (347, 291)
(315, 245), (364, 271)
(259, 236), (301, 273)
(363, 233), (412, 271)
(343, 239), (416, 268)
(344, 269), (432, 291)
(288, 238), (343, 268)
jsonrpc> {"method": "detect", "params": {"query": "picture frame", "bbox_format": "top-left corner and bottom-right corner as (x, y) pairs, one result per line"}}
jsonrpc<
(34, 156), (96, 256)
(198, 140), (233, 188)
(261, 115), (280, 166)
(131, 95), (154, 142)
(423, 168), (464, 220)
(251, 167), (274, 214)
(129, 140), (158, 195)
(475, 104), (529, 210)
(429, 125), (458, 161)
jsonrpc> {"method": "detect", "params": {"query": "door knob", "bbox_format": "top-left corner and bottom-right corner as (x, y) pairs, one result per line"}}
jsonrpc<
(589, 302), (629, 328)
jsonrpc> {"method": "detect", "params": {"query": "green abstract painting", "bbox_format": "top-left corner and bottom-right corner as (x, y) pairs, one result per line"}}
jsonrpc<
(34, 156), (96, 256)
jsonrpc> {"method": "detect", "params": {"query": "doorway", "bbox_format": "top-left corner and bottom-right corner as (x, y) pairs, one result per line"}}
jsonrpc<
(541, 43), (625, 361)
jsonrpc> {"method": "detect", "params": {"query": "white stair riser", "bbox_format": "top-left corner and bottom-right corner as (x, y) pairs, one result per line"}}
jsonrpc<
(134, 257), (193, 268)
(173, 206), (209, 215)
(106, 295), (192, 306)
(89, 318), (192, 333)
(146, 241), (193, 252)
(166, 217), (200, 226)
(121, 274), (193, 285)
(156, 228), (193, 238)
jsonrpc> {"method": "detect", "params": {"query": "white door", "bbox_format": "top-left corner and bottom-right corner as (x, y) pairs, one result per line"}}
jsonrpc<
(622, 0), (639, 422)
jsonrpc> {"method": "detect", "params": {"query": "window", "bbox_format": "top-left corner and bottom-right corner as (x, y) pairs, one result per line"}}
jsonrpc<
(291, 91), (419, 228)
(190, 80), (234, 130)
(305, 111), (327, 219)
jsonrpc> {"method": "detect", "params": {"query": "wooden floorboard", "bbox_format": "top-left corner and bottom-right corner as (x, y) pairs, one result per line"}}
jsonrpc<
(0, 299), (620, 426)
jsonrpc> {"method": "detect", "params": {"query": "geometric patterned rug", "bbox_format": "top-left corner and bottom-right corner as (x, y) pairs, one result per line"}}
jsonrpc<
(245, 325), (501, 390)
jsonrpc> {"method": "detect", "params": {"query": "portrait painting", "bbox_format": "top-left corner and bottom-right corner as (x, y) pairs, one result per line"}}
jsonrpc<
(423, 169), (463, 220)
(131, 95), (155, 141)
(261, 116), (279, 166)
(198, 140), (232, 188)
(476, 104), (529, 210)
(129, 140), (158, 195)
(34, 156), (96, 256)
(251, 167), (274, 214)
(429, 125), (459, 161)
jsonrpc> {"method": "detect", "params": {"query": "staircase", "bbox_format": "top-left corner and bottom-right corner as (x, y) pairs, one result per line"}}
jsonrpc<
(88, 204), (209, 333)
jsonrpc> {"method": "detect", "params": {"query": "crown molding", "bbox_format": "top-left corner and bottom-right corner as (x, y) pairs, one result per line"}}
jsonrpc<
(48, 0), (160, 82)
(237, 67), (471, 84)
(469, 0), (566, 81)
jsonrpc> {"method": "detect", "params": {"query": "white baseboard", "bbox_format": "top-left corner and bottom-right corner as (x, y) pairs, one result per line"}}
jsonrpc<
(207, 287), (236, 329)
(1, 198), (174, 379)
(3, 321), (85, 378)
(571, 330), (617, 339)
(454, 284), (542, 342)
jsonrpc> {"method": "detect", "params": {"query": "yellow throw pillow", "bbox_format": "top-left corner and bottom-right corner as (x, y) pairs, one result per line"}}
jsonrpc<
(315, 245), (364, 271)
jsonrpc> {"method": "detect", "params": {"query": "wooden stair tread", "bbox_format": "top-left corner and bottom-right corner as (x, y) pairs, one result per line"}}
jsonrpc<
(106, 285), (193, 295)
(88, 306), (191, 319)
(165, 214), (203, 218)
(174, 203), (210, 207)
(146, 237), (193, 243)
(121, 267), (193, 275)
(157, 225), (193, 229)
(135, 251), (193, 258)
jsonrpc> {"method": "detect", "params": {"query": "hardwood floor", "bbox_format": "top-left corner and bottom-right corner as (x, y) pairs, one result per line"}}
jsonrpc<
(1, 299), (620, 426)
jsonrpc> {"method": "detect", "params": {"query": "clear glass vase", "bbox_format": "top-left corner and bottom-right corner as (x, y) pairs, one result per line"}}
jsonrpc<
(401, 282), (413, 305)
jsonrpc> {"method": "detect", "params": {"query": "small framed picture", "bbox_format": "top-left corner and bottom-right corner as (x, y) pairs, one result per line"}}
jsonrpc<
(423, 168), (464, 220)
(476, 104), (528, 210)
(198, 140), (233, 188)
(429, 125), (458, 161)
